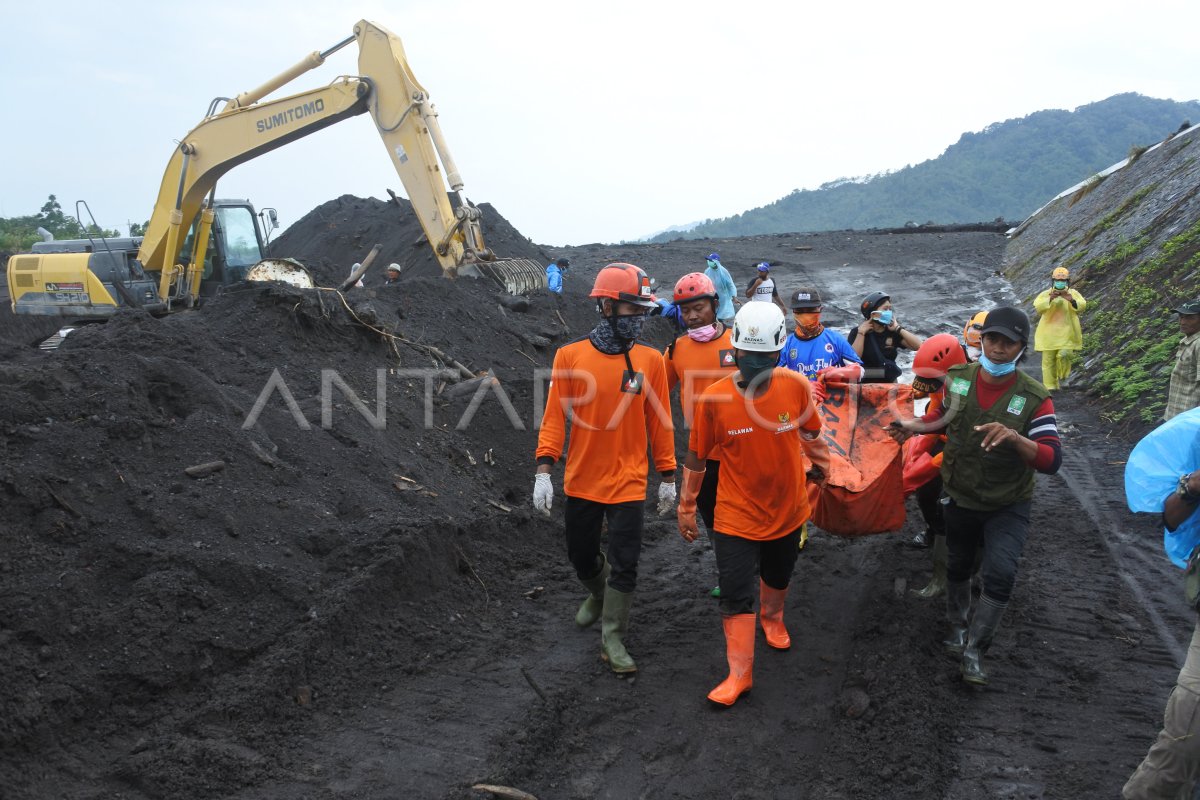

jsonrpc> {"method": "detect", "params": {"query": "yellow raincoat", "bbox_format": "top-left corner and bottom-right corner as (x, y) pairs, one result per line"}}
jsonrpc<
(1033, 289), (1086, 351)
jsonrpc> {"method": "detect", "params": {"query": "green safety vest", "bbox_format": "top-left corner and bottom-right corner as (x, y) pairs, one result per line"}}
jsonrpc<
(940, 362), (1048, 511)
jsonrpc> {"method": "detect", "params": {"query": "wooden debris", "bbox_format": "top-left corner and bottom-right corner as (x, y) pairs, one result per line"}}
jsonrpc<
(249, 440), (279, 467)
(184, 461), (226, 479)
(339, 243), (382, 290)
(472, 785), (538, 800)
(487, 499), (512, 513)
(445, 374), (498, 400)
(43, 482), (81, 518)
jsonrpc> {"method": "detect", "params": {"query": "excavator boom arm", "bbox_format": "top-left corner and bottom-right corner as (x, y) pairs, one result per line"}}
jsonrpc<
(139, 19), (503, 283)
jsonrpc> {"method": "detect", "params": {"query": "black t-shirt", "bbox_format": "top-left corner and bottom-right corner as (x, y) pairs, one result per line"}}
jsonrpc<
(847, 327), (907, 383)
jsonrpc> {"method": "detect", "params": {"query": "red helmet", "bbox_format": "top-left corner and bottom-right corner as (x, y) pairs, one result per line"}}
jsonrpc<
(590, 263), (656, 308)
(673, 272), (717, 304)
(911, 332), (967, 394)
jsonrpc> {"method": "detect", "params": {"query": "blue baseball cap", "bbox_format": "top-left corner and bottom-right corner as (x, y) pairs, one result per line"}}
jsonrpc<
(756, 262), (770, 273)
(707, 253), (720, 262)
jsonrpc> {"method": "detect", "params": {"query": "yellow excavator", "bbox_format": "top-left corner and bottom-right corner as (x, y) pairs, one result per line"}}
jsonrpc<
(6, 19), (545, 318)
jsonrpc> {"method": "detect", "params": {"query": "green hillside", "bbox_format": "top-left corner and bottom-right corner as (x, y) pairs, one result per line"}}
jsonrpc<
(654, 93), (1200, 241)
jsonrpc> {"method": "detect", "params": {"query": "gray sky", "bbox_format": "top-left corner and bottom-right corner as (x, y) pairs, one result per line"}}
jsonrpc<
(2, 0), (1198, 247)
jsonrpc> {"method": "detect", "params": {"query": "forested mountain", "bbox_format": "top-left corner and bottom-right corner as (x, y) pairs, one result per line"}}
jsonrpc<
(652, 93), (1200, 241)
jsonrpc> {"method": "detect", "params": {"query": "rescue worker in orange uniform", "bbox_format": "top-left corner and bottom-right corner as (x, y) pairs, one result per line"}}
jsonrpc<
(962, 310), (986, 363)
(903, 333), (968, 597)
(663, 272), (738, 597)
(677, 302), (831, 706)
(534, 263), (677, 675)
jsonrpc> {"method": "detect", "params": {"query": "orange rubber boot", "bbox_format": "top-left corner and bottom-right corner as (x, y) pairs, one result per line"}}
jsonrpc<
(708, 614), (755, 707)
(759, 580), (791, 650)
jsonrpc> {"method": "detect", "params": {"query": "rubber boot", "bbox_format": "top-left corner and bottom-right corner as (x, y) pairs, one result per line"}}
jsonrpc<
(708, 614), (755, 706)
(574, 557), (610, 628)
(912, 535), (948, 599)
(961, 596), (1006, 686)
(943, 580), (971, 656)
(600, 585), (637, 674)
(759, 580), (791, 650)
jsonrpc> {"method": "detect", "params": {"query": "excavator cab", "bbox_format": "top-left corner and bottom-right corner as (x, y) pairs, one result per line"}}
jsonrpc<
(179, 199), (267, 293)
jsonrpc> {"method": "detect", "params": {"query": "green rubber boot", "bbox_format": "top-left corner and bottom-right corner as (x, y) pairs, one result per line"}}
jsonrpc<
(600, 585), (637, 674)
(574, 557), (610, 628)
(961, 596), (1006, 686)
(912, 534), (948, 599)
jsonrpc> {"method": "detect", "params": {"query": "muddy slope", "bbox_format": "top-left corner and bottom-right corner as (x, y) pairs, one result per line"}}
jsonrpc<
(1003, 123), (1200, 432)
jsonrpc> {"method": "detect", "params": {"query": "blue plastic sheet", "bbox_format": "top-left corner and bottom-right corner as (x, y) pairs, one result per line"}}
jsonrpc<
(1124, 407), (1200, 568)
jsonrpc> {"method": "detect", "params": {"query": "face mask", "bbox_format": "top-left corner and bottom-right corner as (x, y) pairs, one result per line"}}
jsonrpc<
(966, 345), (982, 362)
(687, 323), (720, 342)
(793, 312), (823, 339)
(1053, 280), (1068, 290)
(735, 351), (778, 386)
(706, 260), (717, 268)
(873, 309), (894, 326)
(979, 349), (1023, 377)
(611, 314), (645, 342)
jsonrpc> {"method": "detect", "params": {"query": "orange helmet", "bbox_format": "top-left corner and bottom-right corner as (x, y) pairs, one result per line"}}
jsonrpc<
(1051, 266), (1070, 280)
(590, 263), (656, 308)
(911, 332), (967, 395)
(962, 311), (987, 348)
(673, 272), (717, 304)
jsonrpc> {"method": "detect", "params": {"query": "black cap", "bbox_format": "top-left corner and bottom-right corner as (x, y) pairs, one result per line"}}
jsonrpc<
(790, 287), (823, 310)
(559, 257), (570, 268)
(1172, 298), (1200, 315)
(981, 306), (1030, 343)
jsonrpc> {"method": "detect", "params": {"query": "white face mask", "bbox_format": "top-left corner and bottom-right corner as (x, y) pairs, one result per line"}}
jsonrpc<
(966, 345), (982, 362)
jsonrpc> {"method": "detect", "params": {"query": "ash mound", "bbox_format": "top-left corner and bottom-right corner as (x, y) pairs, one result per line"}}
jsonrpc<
(269, 194), (551, 286)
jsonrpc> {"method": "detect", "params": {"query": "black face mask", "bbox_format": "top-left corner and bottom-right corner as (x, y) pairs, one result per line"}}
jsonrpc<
(612, 314), (645, 342)
(735, 351), (778, 387)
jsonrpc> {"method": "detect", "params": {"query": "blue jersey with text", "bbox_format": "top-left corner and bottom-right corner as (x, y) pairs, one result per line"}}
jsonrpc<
(777, 329), (862, 378)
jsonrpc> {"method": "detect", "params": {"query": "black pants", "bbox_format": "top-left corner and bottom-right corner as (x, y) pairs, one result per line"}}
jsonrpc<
(712, 526), (803, 616)
(697, 459), (721, 534)
(564, 496), (644, 593)
(944, 499), (1031, 605)
(915, 475), (945, 535)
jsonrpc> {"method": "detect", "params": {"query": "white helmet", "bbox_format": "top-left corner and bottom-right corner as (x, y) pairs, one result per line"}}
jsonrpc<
(732, 302), (786, 352)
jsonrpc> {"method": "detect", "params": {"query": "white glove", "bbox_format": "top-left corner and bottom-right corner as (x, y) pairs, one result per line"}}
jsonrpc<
(657, 480), (677, 516)
(533, 473), (553, 516)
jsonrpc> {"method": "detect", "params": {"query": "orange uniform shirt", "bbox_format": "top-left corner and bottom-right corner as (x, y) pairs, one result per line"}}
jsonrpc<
(663, 328), (737, 427)
(690, 369), (822, 540)
(537, 339), (676, 504)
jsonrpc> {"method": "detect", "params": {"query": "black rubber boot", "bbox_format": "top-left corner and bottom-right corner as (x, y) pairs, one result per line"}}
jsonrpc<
(574, 557), (610, 628)
(943, 580), (971, 655)
(961, 596), (1006, 686)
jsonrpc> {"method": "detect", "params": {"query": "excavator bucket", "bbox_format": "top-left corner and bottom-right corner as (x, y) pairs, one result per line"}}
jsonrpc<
(245, 258), (315, 289)
(468, 259), (548, 295)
